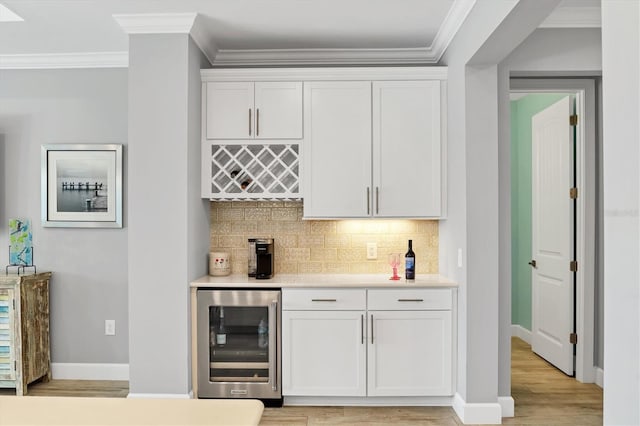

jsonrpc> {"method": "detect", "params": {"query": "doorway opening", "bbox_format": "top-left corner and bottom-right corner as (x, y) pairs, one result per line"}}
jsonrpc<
(509, 78), (601, 385)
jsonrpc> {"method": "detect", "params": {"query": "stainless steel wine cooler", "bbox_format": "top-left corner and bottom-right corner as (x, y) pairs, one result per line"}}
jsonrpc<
(196, 289), (281, 403)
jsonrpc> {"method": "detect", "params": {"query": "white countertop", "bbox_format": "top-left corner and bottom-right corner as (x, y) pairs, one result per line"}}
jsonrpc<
(190, 273), (457, 288)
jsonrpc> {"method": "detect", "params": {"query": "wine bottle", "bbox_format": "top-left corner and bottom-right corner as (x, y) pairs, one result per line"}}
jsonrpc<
(216, 307), (227, 346)
(405, 240), (415, 280)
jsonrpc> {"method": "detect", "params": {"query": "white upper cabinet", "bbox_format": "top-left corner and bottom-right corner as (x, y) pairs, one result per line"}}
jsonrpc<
(201, 67), (446, 208)
(303, 79), (444, 218)
(303, 81), (372, 217)
(205, 81), (302, 140)
(372, 81), (442, 218)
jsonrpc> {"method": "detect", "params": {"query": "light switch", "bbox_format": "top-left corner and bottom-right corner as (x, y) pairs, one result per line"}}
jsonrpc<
(366, 242), (378, 260)
(105, 320), (116, 336)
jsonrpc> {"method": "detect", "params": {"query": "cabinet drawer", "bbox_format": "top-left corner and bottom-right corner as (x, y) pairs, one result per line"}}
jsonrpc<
(367, 289), (452, 310)
(283, 289), (366, 310)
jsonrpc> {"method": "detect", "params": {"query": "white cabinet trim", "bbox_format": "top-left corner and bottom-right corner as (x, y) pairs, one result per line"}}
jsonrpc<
(202, 67), (447, 82)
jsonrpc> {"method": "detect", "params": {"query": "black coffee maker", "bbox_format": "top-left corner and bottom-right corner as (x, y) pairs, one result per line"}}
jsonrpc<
(255, 238), (274, 279)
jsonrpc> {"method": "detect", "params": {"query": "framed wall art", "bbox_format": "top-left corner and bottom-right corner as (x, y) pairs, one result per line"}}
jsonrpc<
(41, 144), (123, 228)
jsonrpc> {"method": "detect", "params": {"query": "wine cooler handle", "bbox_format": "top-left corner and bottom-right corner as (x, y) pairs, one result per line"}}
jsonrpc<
(376, 187), (379, 214)
(370, 314), (374, 344)
(270, 300), (278, 392)
(361, 314), (364, 344)
(248, 108), (252, 136)
(367, 187), (371, 215)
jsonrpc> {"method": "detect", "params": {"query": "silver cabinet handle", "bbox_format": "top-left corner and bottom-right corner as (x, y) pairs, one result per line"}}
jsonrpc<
(367, 187), (371, 215)
(376, 187), (379, 214)
(256, 108), (260, 136)
(370, 314), (374, 344)
(311, 298), (337, 302)
(270, 300), (278, 392)
(398, 299), (424, 302)
(361, 314), (364, 344)
(248, 108), (252, 136)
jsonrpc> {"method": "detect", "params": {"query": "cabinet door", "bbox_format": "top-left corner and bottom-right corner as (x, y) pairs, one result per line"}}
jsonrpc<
(372, 81), (442, 217)
(303, 81), (372, 218)
(368, 310), (452, 396)
(254, 82), (302, 139)
(282, 310), (366, 396)
(206, 82), (254, 139)
(0, 288), (16, 381)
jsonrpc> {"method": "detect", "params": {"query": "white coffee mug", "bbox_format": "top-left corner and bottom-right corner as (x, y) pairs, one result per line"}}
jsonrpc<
(209, 252), (231, 276)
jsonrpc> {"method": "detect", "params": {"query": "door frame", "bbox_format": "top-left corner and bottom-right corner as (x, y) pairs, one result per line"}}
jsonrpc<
(510, 78), (597, 383)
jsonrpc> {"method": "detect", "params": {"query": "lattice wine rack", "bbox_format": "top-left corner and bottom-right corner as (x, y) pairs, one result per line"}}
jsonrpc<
(204, 143), (300, 200)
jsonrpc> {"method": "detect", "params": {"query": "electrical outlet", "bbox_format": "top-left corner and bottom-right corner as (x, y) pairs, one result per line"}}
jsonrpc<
(105, 320), (116, 336)
(366, 242), (378, 260)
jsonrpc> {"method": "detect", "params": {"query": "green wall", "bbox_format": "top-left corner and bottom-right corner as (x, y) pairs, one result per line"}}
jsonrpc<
(510, 93), (568, 330)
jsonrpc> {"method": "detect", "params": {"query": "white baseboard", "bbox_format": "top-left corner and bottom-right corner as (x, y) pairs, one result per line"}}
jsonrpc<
(127, 392), (192, 399)
(51, 363), (129, 381)
(453, 393), (502, 424)
(595, 367), (604, 388)
(511, 324), (532, 344)
(284, 395), (453, 406)
(498, 396), (514, 417)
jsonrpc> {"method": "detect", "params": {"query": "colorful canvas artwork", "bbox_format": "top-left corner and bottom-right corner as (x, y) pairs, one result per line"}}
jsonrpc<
(9, 219), (33, 266)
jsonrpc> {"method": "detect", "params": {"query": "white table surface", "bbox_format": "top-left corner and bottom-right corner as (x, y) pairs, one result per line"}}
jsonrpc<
(0, 396), (264, 426)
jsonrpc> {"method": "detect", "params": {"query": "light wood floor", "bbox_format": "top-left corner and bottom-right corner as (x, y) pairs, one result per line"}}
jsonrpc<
(0, 338), (602, 425)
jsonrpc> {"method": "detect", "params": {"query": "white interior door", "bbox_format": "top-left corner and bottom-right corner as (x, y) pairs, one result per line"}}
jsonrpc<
(531, 95), (575, 376)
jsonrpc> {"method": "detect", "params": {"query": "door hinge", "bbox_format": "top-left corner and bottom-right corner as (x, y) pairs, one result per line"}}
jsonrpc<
(570, 261), (578, 272)
(570, 187), (578, 199)
(570, 333), (578, 344)
(570, 114), (578, 126)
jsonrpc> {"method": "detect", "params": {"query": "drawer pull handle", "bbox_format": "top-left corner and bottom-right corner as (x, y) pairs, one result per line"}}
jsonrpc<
(398, 299), (424, 302)
(311, 298), (337, 302)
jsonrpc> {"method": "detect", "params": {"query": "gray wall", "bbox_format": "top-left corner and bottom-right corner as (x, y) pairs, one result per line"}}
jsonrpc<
(127, 34), (209, 396)
(439, 0), (561, 407)
(0, 68), (129, 364)
(187, 37), (212, 391)
(601, 1), (640, 423)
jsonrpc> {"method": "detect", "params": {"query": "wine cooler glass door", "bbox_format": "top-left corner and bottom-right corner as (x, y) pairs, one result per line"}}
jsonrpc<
(208, 305), (269, 382)
(197, 289), (281, 399)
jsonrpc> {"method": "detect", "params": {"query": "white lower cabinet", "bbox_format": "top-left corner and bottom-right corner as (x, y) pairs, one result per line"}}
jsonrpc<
(282, 288), (455, 401)
(282, 310), (366, 396)
(367, 310), (452, 396)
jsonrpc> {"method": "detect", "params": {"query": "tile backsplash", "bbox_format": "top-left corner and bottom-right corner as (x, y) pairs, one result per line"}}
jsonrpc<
(210, 201), (439, 275)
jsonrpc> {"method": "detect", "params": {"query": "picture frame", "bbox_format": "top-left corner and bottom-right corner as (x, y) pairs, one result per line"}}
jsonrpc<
(41, 144), (123, 228)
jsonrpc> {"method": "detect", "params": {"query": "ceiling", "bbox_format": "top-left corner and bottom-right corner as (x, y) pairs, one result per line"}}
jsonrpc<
(0, 0), (601, 68)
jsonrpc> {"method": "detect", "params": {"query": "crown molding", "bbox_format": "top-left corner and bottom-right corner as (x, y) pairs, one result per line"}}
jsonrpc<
(211, 47), (435, 67)
(0, 51), (128, 69)
(0, 4), (24, 22)
(201, 66), (448, 82)
(189, 14), (216, 66)
(112, 12), (197, 34)
(430, 0), (476, 62)
(112, 12), (216, 65)
(539, 6), (601, 28)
